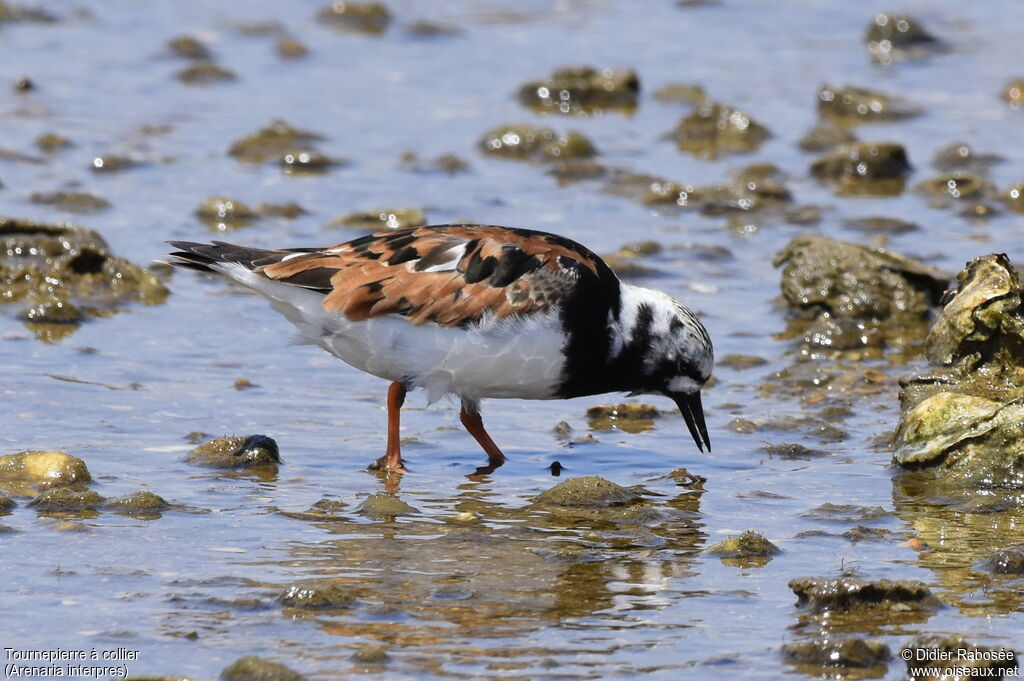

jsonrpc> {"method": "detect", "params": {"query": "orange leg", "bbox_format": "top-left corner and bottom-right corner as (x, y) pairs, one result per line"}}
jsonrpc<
(370, 381), (407, 473)
(460, 403), (507, 475)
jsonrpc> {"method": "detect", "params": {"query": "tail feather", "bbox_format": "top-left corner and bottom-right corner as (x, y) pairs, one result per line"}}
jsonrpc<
(165, 240), (297, 273)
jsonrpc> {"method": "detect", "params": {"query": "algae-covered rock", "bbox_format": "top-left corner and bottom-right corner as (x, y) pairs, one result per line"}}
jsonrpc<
(899, 253), (1024, 406)
(894, 392), (1024, 481)
(29, 488), (104, 511)
(915, 173), (995, 205)
(534, 476), (641, 507)
(705, 530), (780, 561)
(783, 637), (890, 671)
(167, 35), (211, 60)
(328, 208), (425, 231)
(276, 36), (309, 60)
(1004, 79), (1024, 108)
(864, 13), (944, 65)
(673, 101), (770, 159)
(279, 150), (337, 174)
(518, 65), (639, 115)
(0, 450), (91, 492)
(279, 497), (349, 522)
(228, 119), (325, 163)
(652, 82), (706, 104)
(978, 545), (1024, 575)
(798, 118), (858, 152)
(29, 191), (110, 214)
(90, 155), (142, 173)
(186, 435), (280, 468)
(105, 491), (170, 516)
(479, 124), (596, 163)
(774, 234), (947, 320)
(586, 403), (658, 434)
(35, 132), (72, 153)
(315, 1), (389, 34)
(933, 142), (1003, 173)
(817, 84), (920, 122)
(900, 636), (1017, 680)
(220, 655), (303, 681)
(0, 495), (15, 511)
(1002, 183), (1024, 213)
(279, 581), (355, 609)
(810, 142), (911, 194)
(177, 62), (236, 85)
(356, 493), (418, 518)
(195, 196), (260, 231)
(789, 576), (941, 614)
(842, 216), (918, 235)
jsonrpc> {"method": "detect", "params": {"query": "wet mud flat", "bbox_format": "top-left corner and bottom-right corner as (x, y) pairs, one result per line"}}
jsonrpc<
(2, 0), (1024, 679)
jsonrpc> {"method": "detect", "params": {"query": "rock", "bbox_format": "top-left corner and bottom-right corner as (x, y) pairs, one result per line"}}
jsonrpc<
(220, 656), (303, 681)
(932, 142), (1003, 173)
(810, 142), (911, 194)
(0, 450), (91, 492)
(479, 124), (596, 162)
(783, 637), (890, 669)
(259, 202), (306, 219)
(167, 35), (211, 60)
(90, 155), (142, 173)
(864, 13), (945, 65)
(789, 576), (941, 614)
(518, 65), (639, 115)
(195, 197), (260, 231)
(279, 150), (337, 174)
(842, 216), (918, 235)
(276, 36), (308, 60)
(651, 82), (706, 104)
(1002, 183), (1024, 212)
(774, 234), (947, 320)
(705, 530), (780, 557)
(798, 118), (857, 152)
(915, 173), (995, 205)
(350, 647), (390, 665)
(177, 62), (235, 85)
(1004, 79), (1024, 107)
(315, 2), (390, 34)
(673, 101), (770, 159)
(28, 191), (110, 214)
(34, 133), (72, 153)
(278, 498), (349, 522)
(533, 476), (641, 507)
(29, 488), (104, 511)
(328, 209), (425, 231)
(279, 581), (354, 609)
(356, 493), (418, 518)
(186, 435), (280, 468)
(586, 403), (658, 433)
(105, 491), (170, 516)
(894, 254), (1024, 489)
(228, 120), (325, 163)
(817, 84), (920, 122)
(978, 545), (1024, 575)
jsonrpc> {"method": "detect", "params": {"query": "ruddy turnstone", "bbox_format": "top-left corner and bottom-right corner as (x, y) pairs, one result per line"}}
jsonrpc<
(167, 224), (713, 474)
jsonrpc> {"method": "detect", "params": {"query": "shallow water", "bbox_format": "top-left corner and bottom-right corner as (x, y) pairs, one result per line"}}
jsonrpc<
(2, 1), (1023, 679)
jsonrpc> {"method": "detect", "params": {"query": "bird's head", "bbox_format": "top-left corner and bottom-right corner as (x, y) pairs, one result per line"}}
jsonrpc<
(616, 285), (714, 452)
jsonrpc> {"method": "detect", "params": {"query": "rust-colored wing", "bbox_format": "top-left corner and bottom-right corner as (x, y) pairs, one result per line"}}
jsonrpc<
(258, 224), (613, 327)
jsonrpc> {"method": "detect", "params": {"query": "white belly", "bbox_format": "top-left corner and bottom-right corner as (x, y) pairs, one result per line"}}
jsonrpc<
(224, 264), (567, 403)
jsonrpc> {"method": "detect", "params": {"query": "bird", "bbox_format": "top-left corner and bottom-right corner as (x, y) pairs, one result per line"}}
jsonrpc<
(166, 224), (713, 475)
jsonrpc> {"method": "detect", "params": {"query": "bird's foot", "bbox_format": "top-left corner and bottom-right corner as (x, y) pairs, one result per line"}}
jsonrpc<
(468, 458), (505, 478)
(368, 455), (407, 474)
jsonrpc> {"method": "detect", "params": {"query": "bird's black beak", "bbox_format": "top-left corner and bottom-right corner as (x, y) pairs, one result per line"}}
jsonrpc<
(672, 392), (711, 453)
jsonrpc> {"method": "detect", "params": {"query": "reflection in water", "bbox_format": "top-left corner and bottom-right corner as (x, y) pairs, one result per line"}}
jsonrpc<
(162, 482), (705, 677)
